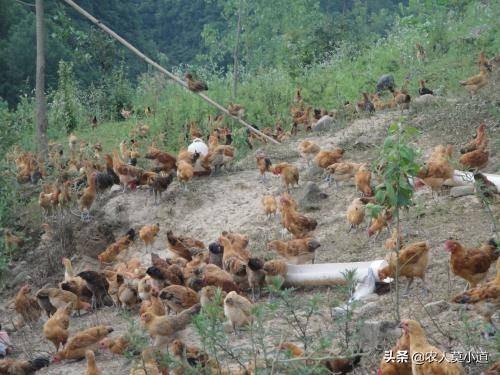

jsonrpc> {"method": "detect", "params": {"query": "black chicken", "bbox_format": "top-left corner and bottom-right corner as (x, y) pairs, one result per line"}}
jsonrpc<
(0, 356), (50, 374)
(208, 242), (224, 268)
(77, 271), (114, 308)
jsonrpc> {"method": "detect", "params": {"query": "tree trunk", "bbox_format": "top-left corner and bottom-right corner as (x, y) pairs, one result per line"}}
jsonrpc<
(36, 0), (48, 160)
(232, 0), (243, 99)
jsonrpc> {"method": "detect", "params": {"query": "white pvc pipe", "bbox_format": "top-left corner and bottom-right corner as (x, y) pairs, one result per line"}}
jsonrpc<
(285, 260), (388, 301)
(451, 170), (500, 190)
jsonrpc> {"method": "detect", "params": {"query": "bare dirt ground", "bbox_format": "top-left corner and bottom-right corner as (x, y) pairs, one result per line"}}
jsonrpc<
(1, 93), (499, 374)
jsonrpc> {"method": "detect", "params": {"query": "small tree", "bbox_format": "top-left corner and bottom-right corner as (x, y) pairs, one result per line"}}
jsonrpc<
(367, 122), (421, 321)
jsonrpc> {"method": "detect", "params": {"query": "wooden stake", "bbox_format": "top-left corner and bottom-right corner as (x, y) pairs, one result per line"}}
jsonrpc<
(61, 0), (280, 145)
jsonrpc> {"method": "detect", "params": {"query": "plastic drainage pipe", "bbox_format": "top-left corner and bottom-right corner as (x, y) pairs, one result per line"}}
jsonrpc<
(451, 170), (500, 190)
(285, 260), (388, 301)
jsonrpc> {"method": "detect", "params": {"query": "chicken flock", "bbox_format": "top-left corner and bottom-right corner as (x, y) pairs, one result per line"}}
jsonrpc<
(2, 51), (500, 375)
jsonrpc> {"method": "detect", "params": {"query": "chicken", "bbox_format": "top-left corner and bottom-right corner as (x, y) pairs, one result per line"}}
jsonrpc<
(367, 210), (392, 238)
(167, 230), (206, 261)
(146, 262), (184, 291)
(298, 140), (320, 166)
(263, 259), (287, 287)
(177, 150), (195, 191)
(278, 342), (362, 374)
(459, 146), (489, 170)
(400, 319), (465, 374)
(98, 228), (136, 264)
(255, 153), (273, 183)
(85, 350), (101, 375)
(145, 149), (177, 173)
(378, 241), (430, 294)
(112, 149), (145, 191)
(474, 172), (498, 200)
(141, 303), (201, 346)
(116, 274), (139, 309)
(482, 361), (500, 375)
(354, 164), (373, 196)
(79, 172), (97, 221)
(43, 303), (72, 350)
(159, 285), (199, 314)
(445, 239), (499, 288)
(199, 285), (226, 308)
(415, 145), (454, 194)
(452, 259), (500, 331)
(3, 229), (24, 254)
(313, 149), (345, 170)
(218, 236), (248, 280)
(77, 271), (114, 307)
(95, 154), (120, 192)
(261, 194), (278, 221)
(460, 123), (487, 154)
(360, 92), (375, 113)
(272, 162), (299, 191)
(228, 103), (244, 117)
(224, 291), (253, 333)
(185, 72), (208, 92)
(246, 258), (265, 301)
(346, 197), (373, 232)
(208, 242), (224, 268)
(53, 326), (114, 362)
(39, 190), (55, 216)
(459, 65), (489, 95)
(139, 223), (160, 250)
(0, 357), (49, 374)
(57, 180), (72, 210)
(418, 80), (433, 96)
(129, 348), (162, 375)
(187, 264), (239, 293)
(14, 285), (41, 324)
(267, 238), (320, 264)
(377, 332), (412, 375)
(201, 145), (235, 173)
(291, 106), (312, 134)
(169, 339), (209, 372)
(98, 336), (129, 355)
(280, 194), (317, 238)
(36, 288), (91, 314)
(140, 293), (166, 316)
(138, 277), (153, 302)
(325, 161), (362, 187)
(384, 228), (404, 251)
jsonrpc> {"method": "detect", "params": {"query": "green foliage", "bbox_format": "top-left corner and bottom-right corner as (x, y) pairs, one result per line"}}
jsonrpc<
(49, 61), (83, 134)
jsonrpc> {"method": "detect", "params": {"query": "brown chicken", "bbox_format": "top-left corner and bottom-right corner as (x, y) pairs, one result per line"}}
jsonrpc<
(43, 303), (72, 350)
(129, 348), (161, 375)
(263, 259), (288, 286)
(378, 241), (430, 294)
(367, 210), (392, 238)
(415, 145), (454, 195)
(112, 149), (145, 191)
(313, 149), (345, 170)
(145, 148), (177, 173)
(185, 72), (208, 92)
(187, 264), (239, 293)
(459, 146), (489, 170)
(79, 172), (97, 221)
(384, 228), (404, 251)
(272, 163), (299, 191)
(177, 150), (195, 191)
(141, 303), (201, 346)
(278, 341), (361, 374)
(201, 145), (235, 173)
(159, 285), (199, 313)
(3, 229), (24, 254)
(460, 123), (487, 154)
(280, 194), (317, 238)
(99, 336), (130, 355)
(36, 287), (92, 313)
(98, 228), (136, 264)
(224, 291), (253, 333)
(53, 325), (114, 362)
(139, 223), (160, 250)
(228, 103), (244, 117)
(325, 161), (362, 187)
(167, 230), (206, 261)
(85, 350), (102, 375)
(267, 238), (320, 264)
(262, 194), (278, 219)
(445, 239), (498, 288)
(0, 357), (49, 374)
(401, 319), (465, 374)
(346, 197), (373, 232)
(452, 258), (500, 331)
(219, 236), (248, 279)
(354, 164), (373, 196)
(459, 65), (489, 95)
(292, 106), (312, 133)
(116, 274), (139, 309)
(377, 332), (412, 375)
(298, 140), (320, 165)
(256, 153), (273, 183)
(169, 339), (209, 373)
(15, 285), (41, 324)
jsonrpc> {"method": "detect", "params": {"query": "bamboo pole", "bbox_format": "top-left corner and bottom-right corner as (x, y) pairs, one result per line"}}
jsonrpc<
(61, 0), (280, 145)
